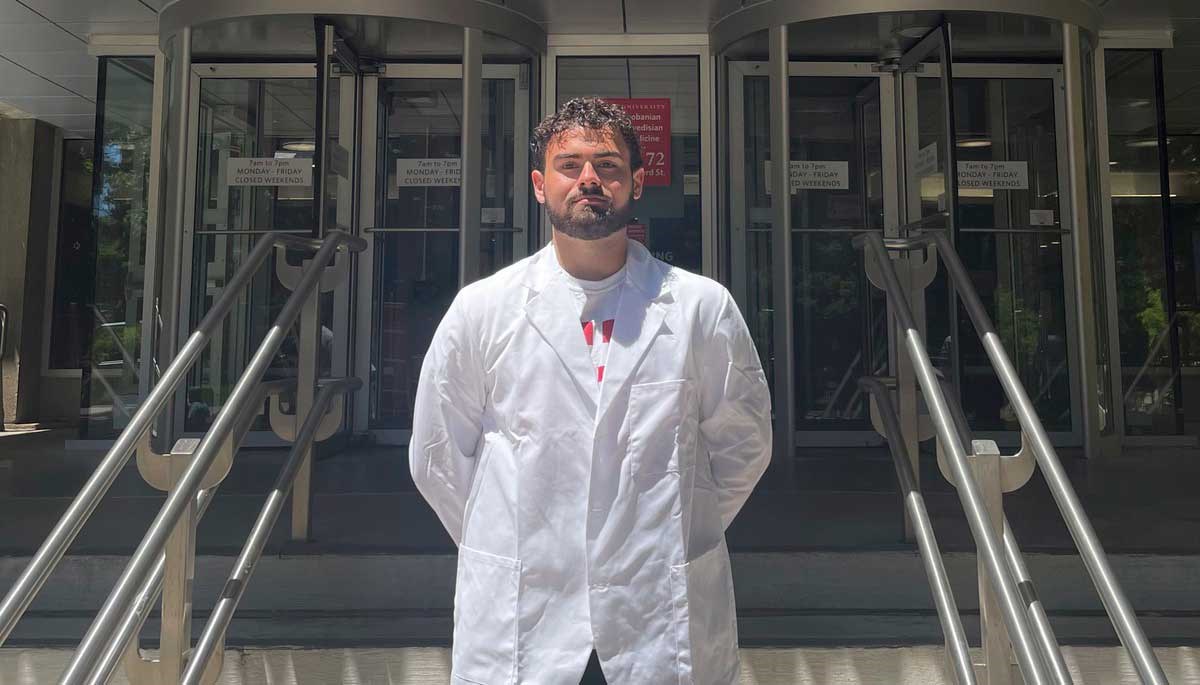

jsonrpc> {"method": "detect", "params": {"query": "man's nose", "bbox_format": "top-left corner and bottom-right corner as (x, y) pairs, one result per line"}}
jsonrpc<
(578, 161), (601, 186)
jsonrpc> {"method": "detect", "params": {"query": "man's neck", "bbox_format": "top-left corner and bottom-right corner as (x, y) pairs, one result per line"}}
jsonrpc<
(552, 228), (628, 281)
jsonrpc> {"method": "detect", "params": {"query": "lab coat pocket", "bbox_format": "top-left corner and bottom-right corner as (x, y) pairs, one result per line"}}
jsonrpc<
(452, 545), (521, 685)
(669, 539), (740, 685)
(628, 378), (696, 478)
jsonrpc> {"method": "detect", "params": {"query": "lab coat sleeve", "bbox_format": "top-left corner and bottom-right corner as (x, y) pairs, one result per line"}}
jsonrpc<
(698, 289), (773, 530)
(409, 293), (486, 545)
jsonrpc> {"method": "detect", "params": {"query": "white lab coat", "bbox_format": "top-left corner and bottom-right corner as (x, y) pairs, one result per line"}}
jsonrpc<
(410, 239), (772, 684)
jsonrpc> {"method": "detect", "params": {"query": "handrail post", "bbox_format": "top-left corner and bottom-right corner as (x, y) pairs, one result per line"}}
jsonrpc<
(962, 439), (1014, 685)
(858, 232), (1050, 684)
(291, 285), (320, 542)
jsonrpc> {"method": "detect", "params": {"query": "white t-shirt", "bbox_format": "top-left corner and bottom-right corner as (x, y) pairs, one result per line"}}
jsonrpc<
(561, 266), (626, 383)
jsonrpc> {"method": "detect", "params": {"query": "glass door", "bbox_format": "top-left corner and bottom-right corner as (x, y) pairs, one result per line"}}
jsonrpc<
(914, 64), (1081, 442)
(367, 64), (529, 442)
(729, 62), (897, 446)
(178, 64), (318, 439)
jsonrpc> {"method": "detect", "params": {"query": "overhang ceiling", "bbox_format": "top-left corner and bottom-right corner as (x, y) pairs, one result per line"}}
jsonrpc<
(0, 0), (1196, 139)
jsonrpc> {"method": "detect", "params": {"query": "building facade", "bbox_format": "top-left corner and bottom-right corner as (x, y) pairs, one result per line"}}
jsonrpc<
(0, 0), (1199, 675)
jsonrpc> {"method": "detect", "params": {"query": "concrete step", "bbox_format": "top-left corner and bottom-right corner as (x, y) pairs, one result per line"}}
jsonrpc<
(2, 645), (1198, 683)
(3, 550), (1199, 647)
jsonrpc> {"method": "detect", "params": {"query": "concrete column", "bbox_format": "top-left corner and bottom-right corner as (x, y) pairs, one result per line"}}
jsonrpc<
(0, 118), (59, 425)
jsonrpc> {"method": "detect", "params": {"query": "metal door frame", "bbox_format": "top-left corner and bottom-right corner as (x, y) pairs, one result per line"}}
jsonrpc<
(358, 63), (530, 442)
(912, 63), (1083, 446)
(728, 61), (899, 447)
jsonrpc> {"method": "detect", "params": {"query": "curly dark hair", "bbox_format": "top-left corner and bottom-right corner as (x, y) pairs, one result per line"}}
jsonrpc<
(530, 97), (643, 172)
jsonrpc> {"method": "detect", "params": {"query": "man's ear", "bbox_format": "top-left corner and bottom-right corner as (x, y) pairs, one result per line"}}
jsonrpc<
(531, 168), (546, 204)
(631, 167), (645, 201)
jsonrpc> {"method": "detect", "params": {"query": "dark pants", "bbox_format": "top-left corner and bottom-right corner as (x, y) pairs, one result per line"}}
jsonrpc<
(580, 650), (607, 684)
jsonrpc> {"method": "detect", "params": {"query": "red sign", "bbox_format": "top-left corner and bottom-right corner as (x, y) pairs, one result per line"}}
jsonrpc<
(626, 223), (648, 245)
(605, 98), (671, 187)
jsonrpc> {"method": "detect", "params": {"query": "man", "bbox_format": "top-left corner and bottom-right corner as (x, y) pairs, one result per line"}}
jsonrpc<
(410, 97), (772, 685)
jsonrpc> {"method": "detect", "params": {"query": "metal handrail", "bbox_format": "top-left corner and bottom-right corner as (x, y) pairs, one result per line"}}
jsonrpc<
(0, 231), (363, 649)
(934, 377), (1074, 684)
(918, 230), (1169, 685)
(83, 379), (296, 685)
(58, 230), (366, 683)
(858, 231), (1052, 684)
(181, 376), (362, 685)
(858, 377), (976, 685)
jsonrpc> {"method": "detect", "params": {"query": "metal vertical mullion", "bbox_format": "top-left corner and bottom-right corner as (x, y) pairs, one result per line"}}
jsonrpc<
(1152, 49), (1185, 435)
(1091, 46), (1128, 445)
(460, 27), (484, 287)
(768, 26), (795, 468)
(79, 58), (112, 439)
(163, 27), (193, 448)
(939, 25), (963, 399)
(138, 49), (168, 410)
(700, 46), (716, 279)
(1063, 25), (1107, 456)
(353, 75), (378, 434)
(314, 23), (334, 238)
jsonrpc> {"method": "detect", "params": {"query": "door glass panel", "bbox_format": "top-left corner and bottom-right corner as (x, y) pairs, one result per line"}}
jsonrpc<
(186, 77), (317, 432)
(79, 57), (155, 439)
(745, 76), (888, 428)
(741, 73), (889, 432)
(322, 64), (358, 234)
(1106, 51), (1185, 435)
(371, 76), (519, 430)
(480, 77), (518, 277)
(950, 77), (1074, 432)
(792, 78), (886, 429)
(741, 75), (775, 395)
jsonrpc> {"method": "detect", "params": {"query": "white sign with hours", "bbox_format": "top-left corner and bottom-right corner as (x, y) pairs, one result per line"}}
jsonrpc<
(226, 158), (312, 186)
(397, 158), (462, 187)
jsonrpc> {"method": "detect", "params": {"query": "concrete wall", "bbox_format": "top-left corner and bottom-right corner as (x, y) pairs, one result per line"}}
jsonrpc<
(0, 118), (59, 425)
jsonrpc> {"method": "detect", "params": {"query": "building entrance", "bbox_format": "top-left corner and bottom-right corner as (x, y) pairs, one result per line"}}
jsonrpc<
(723, 19), (1084, 455)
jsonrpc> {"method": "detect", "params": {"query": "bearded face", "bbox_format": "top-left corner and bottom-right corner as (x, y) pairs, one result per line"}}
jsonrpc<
(532, 127), (644, 241)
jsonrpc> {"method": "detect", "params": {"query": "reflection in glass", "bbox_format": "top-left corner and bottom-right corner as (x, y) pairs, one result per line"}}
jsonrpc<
(49, 139), (95, 371)
(1105, 51), (1184, 435)
(1162, 48), (1200, 434)
(81, 57), (155, 438)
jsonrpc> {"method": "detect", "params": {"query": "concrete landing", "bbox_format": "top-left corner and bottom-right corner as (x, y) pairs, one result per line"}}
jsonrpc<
(1, 646), (1197, 683)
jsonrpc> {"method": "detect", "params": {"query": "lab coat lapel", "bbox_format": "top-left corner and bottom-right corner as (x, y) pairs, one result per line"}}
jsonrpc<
(523, 248), (601, 413)
(596, 241), (672, 422)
